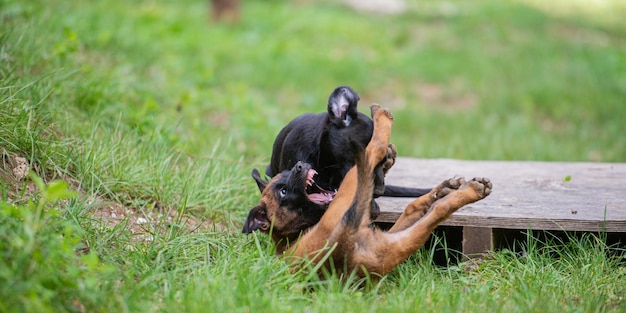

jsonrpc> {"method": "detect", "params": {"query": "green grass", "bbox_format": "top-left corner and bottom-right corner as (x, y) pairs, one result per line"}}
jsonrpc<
(1, 0), (625, 312)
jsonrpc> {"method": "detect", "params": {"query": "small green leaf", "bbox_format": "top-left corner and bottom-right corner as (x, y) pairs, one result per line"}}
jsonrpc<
(564, 175), (572, 182)
(44, 180), (78, 203)
(29, 171), (45, 192)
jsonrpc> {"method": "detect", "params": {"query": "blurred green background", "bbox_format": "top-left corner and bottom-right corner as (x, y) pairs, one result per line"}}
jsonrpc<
(5, 0), (626, 163)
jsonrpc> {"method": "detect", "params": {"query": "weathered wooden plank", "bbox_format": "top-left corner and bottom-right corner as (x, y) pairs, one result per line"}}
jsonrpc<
(376, 158), (626, 232)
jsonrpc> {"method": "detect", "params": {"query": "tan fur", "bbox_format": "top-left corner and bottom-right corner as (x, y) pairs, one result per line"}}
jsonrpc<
(254, 104), (492, 278)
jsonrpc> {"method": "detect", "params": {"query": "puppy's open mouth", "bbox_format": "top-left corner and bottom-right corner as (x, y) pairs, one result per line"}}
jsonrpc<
(305, 169), (336, 205)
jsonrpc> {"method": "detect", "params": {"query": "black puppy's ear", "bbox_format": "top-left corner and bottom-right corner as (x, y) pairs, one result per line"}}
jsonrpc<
(327, 86), (360, 125)
(251, 168), (268, 193)
(242, 205), (270, 234)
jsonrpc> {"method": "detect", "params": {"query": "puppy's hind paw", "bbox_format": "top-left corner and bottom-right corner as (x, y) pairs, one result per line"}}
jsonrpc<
(467, 177), (492, 199)
(434, 177), (465, 199)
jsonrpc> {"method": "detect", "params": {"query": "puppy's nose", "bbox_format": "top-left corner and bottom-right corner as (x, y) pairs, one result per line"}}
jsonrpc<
(295, 161), (303, 173)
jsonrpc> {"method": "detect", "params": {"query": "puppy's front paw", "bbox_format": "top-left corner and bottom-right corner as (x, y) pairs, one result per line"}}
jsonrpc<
(381, 144), (397, 173)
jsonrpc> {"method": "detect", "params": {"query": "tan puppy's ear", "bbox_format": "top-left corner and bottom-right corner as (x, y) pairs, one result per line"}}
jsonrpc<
(251, 168), (268, 193)
(242, 205), (270, 234)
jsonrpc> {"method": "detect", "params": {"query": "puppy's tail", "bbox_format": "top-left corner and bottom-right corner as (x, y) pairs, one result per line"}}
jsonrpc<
(382, 185), (431, 197)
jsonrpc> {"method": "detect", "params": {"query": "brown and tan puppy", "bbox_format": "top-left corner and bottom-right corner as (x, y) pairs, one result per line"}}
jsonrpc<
(248, 104), (492, 278)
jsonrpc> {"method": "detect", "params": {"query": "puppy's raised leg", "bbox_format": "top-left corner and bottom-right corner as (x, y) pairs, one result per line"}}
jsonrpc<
(354, 177), (491, 276)
(364, 105), (394, 168)
(289, 104), (393, 259)
(352, 105), (394, 230)
(326, 104), (393, 235)
(387, 177), (464, 233)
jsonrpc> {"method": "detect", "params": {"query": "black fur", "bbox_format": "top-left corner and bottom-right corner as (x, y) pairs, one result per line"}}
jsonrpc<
(266, 86), (373, 191)
(264, 86), (428, 196)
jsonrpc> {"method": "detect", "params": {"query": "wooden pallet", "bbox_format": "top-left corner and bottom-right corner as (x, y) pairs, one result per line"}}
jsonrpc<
(375, 158), (626, 256)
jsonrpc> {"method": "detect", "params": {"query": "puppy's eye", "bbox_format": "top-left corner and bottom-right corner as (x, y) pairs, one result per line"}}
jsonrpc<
(279, 188), (287, 198)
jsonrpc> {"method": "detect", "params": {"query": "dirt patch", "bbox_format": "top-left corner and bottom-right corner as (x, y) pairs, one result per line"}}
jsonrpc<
(1, 151), (227, 245)
(414, 80), (477, 111)
(550, 24), (613, 47)
(91, 199), (228, 242)
(361, 78), (478, 112)
(343, 0), (407, 15)
(360, 79), (408, 110)
(1, 152), (37, 202)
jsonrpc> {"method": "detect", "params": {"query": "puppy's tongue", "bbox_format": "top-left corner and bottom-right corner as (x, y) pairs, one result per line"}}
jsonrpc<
(307, 192), (335, 205)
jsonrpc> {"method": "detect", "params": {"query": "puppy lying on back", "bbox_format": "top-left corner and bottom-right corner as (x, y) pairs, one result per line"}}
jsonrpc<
(243, 86), (429, 242)
(246, 105), (492, 278)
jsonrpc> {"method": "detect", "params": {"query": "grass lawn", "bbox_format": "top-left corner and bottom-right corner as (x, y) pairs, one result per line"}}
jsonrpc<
(1, 0), (625, 312)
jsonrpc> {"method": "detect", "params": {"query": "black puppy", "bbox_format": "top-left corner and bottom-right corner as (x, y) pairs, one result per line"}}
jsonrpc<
(265, 86), (373, 200)
(243, 86), (429, 235)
